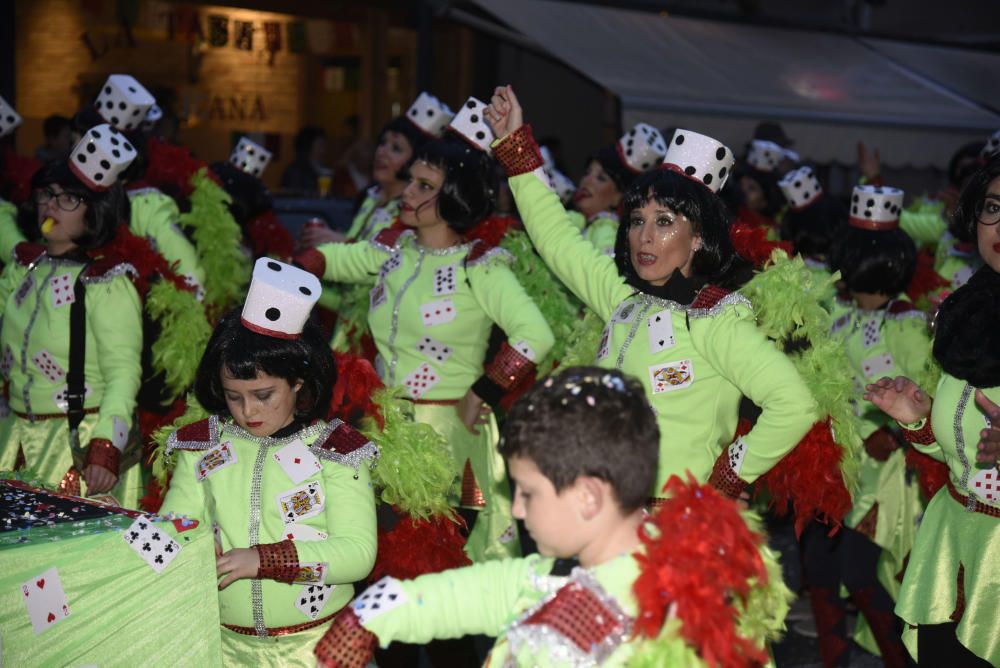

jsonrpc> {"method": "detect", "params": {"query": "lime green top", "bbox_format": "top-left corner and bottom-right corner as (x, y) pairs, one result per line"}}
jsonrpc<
(509, 171), (817, 492)
(899, 199), (947, 248)
(0, 199), (25, 264)
(567, 209), (620, 257)
(0, 249), (142, 447)
(127, 187), (205, 292)
(160, 417), (378, 630)
(317, 230), (555, 400)
(345, 186), (401, 241)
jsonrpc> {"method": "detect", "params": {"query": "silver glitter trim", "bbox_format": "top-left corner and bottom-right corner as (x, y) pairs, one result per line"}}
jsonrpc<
(165, 415), (221, 454)
(310, 419), (380, 473)
(465, 245), (514, 268)
(614, 302), (651, 370)
(19, 262), (59, 419)
(127, 187), (162, 198)
(249, 439), (270, 638)
(504, 567), (633, 668)
(79, 262), (139, 285)
(631, 290), (753, 319)
(387, 252), (426, 385)
(953, 383), (977, 512)
(369, 228), (411, 254)
(223, 419), (329, 447)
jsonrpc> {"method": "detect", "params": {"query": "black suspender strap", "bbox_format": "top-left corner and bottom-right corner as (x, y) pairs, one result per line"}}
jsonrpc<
(66, 270), (88, 435)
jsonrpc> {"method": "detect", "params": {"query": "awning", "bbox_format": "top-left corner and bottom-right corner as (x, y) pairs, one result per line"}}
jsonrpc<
(465, 0), (1000, 167)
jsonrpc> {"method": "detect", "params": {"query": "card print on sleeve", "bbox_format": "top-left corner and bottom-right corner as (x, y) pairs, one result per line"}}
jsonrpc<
(273, 439), (322, 484)
(648, 360), (694, 394)
(353, 577), (408, 624)
(596, 326), (611, 361)
(50, 273), (76, 308)
(277, 482), (325, 525)
(196, 441), (238, 482)
(21, 567), (71, 635)
(284, 524), (329, 541)
(420, 298), (457, 326)
(402, 362), (440, 400)
(122, 516), (182, 574)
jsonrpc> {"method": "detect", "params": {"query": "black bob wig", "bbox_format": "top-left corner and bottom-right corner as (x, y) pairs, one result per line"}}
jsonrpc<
(411, 137), (496, 234)
(830, 223), (916, 296)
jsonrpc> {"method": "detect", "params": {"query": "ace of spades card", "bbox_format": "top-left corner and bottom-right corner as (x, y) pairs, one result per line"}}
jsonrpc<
(353, 577), (408, 624)
(122, 516), (182, 573)
(21, 567), (71, 634)
(49, 273), (76, 308)
(277, 482), (325, 525)
(295, 583), (337, 620)
(646, 309), (675, 353)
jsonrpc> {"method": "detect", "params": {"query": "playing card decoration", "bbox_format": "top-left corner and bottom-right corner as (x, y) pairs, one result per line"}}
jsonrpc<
(861, 317), (881, 348)
(296, 583), (337, 620)
(284, 524), (328, 542)
(648, 360), (694, 394)
(277, 482), (325, 524)
(513, 340), (537, 362)
(49, 273), (76, 308)
(861, 353), (895, 379)
(402, 362), (441, 400)
(293, 562), (328, 585)
(352, 577), (407, 624)
(122, 516), (182, 574)
(416, 336), (453, 364)
(596, 326), (611, 362)
(646, 310), (676, 353)
(419, 298), (457, 327)
(31, 350), (66, 383)
(273, 439), (322, 484)
(970, 467), (999, 504)
(195, 441), (238, 481)
(661, 129), (735, 193)
(229, 137), (272, 177)
(21, 567), (71, 634)
(242, 258), (321, 339)
(369, 281), (387, 310)
(432, 264), (458, 296)
(727, 437), (748, 476)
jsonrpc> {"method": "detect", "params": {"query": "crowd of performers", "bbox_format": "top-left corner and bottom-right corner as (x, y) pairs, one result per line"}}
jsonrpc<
(1, 75), (999, 667)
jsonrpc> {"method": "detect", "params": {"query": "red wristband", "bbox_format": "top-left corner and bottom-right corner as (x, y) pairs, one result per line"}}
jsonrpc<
(294, 248), (326, 278)
(315, 608), (378, 668)
(484, 342), (536, 391)
(708, 449), (748, 499)
(900, 416), (935, 445)
(255, 540), (300, 583)
(493, 124), (545, 177)
(84, 439), (121, 477)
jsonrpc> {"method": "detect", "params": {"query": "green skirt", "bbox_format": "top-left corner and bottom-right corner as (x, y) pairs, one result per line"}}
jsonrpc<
(896, 487), (1000, 664)
(221, 620), (331, 667)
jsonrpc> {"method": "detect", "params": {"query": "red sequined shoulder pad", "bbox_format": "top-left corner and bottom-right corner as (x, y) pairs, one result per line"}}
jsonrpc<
(690, 284), (732, 310)
(317, 421), (372, 456)
(13, 242), (46, 265)
(372, 224), (408, 250)
(887, 298), (921, 315)
(173, 418), (213, 446)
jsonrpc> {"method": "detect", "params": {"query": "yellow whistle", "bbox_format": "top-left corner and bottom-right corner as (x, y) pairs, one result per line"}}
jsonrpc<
(41, 217), (55, 234)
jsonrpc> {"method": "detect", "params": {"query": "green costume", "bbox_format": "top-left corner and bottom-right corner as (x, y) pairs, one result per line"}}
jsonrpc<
(160, 416), (378, 666)
(0, 244), (144, 505)
(0, 198), (25, 263)
(567, 209), (619, 257)
(313, 227), (555, 560)
(896, 375), (1000, 664)
(127, 186), (205, 295)
(345, 185), (401, 241)
(497, 131), (816, 496)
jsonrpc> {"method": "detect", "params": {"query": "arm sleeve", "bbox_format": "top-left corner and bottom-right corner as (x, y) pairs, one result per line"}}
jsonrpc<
(158, 449), (209, 522)
(131, 193), (206, 285)
(585, 216), (619, 257)
(697, 305), (818, 482)
(899, 202), (947, 247)
(293, 462), (377, 585)
(0, 261), (25, 306)
(364, 557), (539, 643)
(508, 171), (631, 321)
(0, 200), (25, 264)
(88, 275), (144, 444)
(317, 240), (388, 285)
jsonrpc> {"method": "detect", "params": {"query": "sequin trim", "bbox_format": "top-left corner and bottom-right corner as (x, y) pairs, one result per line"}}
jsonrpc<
(504, 567), (633, 667)
(368, 227), (408, 254)
(19, 262), (59, 418)
(465, 246), (514, 268)
(314, 608), (379, 668)
(900, 416), (935, 445)
(249, 440), (270, 638)
(311, 419), (380, 473)
(387, 252), (425, 386)
(127, 187), (162, 198)
(632, 290), (753, 319)
(493, 124), (545, 177)
(461, 459), (486, 507)
(614, 302), (651, 370)
(165, 415), (221, 454)
(256, 539), (301, 583)
(224, 419), (330, 448)
(484, 342), (537, 390)
(953, 384), (977, 511)
(708, 449), (748, 499)
(80, 262), (139, 285)
(85, 438), (121, 476)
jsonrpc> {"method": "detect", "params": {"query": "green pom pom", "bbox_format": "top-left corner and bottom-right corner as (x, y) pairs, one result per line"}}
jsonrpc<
(146, 281), (213, 401)
(559, 308), (605, 370)
(362, 389), (457, 519)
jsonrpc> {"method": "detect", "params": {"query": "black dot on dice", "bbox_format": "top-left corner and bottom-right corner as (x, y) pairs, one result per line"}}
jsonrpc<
(427, 109), (435, 117)
(118, 101), (126, 110)
(410, 108), (418, 117)
(104, 86), (111, 94)
(626, 148), (633, 156)
(100, 159), (111, 169)
(112, 149), (120, 158)
(5, 115), (13, 123)
(466, 100), (476, 109)
(299, 286), (312, 296)
(675, 134), (685, 145)
(470, 114), (479, 123)
(132, 109), (140, 116)
(866, 198), (875, 207)
(265, 307), (281, 321)
(267, 261), (282, 271)
(94, 172), (104, 181)
(247, 147), (255, 155)
(803, 190), (810, 198)
(106, 101), (113, 109)
(111, 116), (119, 125)
(86, 143), (96, 154)
(892, 205), (899, 214)
(853, 194), (859, 202)
(794, 181), (801, 188)
(124, 142), (133, 152)
(128, 86), (136, 93)
(684, 165), (696, 175)
(864, 210), (872, 217)
(110, 137), (119, 145)
(476, 131), (485, 140)
(641, 162), (649, 169)
(884, 201), (891, 209)
(76, 153), (86, 163)
(719, 166), (727, 179)
(716, 147), (726, 160)
(703, 173), (714, 185)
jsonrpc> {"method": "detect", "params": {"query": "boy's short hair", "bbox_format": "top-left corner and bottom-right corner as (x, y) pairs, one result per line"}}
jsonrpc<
(499, 366), (659, 512)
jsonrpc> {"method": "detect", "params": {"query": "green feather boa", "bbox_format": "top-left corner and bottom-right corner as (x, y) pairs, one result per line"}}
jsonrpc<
(150, 395), (210, 486)
(146, 281), (213, 401)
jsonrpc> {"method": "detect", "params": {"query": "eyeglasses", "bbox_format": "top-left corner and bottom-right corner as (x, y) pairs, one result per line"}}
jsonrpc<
(35, 187), (85, 212)
(977, 198), (1000, 226)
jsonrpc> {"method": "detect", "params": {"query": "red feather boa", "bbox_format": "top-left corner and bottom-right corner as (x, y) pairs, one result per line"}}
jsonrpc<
(1, 149), (41, 204)
(756, 420), (853, 536)
(89, 225), (190, 298)
(464, 214), (521, 247)
(370, 512), (471, 580)
(634, 474), (770, 667)
(905, 448), (950, 500)
(906, 249), (949, 303)
(729, 221), (793, 270)
(246, 209), (295, 261)
(143, 137), (216, 197)
(327, 352), (385, 429)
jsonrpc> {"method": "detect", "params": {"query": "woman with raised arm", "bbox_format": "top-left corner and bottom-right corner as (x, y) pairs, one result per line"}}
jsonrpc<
(484, 86), (815, 502)
(865, 156), (1000, 667)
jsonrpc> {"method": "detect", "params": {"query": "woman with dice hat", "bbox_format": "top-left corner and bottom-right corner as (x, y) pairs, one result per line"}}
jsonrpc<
(796, 183), (930, 668)
(297, 98), (555, 567)
(865, 156), (1000, 667)
(483, 85), (815, 505)
(0, 125), (147, 504)
(158, 258), (377, 664)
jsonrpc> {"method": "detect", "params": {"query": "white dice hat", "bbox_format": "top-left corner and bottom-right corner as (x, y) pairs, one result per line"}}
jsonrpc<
(405, 92), (454, 138)
(539, 146), (576, 205)
(982, 129), (1000, 159)
(241, 258), (321, 339)
(230, 137), (273, 178)
(746, 139), (785, 173)
(69, 124), (137, 191)
(142, 104), (164, 132)
(94, 74), (155, 132)
(779, 166), (823, 210)
(447, 97), (495, 154)
(849, 184), (904, 231)
(616, 123), (667, 174)
(0, 96), (23, 139)
(661, 129), (735, 194)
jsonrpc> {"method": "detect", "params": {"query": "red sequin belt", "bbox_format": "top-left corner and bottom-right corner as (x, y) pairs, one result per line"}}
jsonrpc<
(948, 480), (1000, 518)
(222, 611), (337, 637)
(15, 408), (98, 422)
